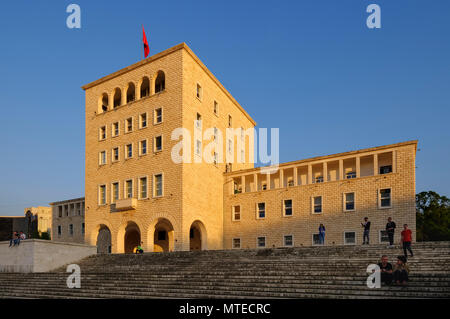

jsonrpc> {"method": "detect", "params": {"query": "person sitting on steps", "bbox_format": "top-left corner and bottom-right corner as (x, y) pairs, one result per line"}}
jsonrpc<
(377, 255), (393, 285)
(393, 255), (410, 286)
(9, 231), (18, 247)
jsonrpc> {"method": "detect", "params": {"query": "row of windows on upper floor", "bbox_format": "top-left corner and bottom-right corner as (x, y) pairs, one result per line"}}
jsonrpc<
(231, 188), (392, 221)
(56, 203), (85, 218)
(98, 174), (164, 206)
(99, 108), (163, 140)
(97, 71), (165, 114)
(56, 223), (85, 237)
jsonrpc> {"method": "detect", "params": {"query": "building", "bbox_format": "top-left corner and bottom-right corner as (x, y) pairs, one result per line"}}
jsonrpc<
(24, 206), (52, 237)
(82, 43), (416, 253)
(50, 198), (85, 244)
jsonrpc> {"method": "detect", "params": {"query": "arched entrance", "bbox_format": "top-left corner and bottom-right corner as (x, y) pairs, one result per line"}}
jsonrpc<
(124, 222), (141, 253)
(96, 225), (112, 254)
(190, 220), (207, 251)
(153, 218), (174, 252)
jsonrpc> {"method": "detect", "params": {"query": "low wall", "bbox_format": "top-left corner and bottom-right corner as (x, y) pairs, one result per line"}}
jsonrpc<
(0, 239), (96, 273)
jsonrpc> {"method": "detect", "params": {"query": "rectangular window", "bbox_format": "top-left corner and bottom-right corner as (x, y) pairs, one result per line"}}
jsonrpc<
(125, 118), (133, 133)
(154, 136), (162, 152)
(379, 230), (389, 243)
(154, 108), (162, 124)
(380, 165), (392, 175)
(126, 144), (133, 159)
(112, 182), (119, 203)
(125, 180), (133, 198)
(81, 223), (85, 235)
(284, 235), (293, 247)
(112, 147), (119, 162)
(213, 152), (218, 165)
(232, 238), (241, 249)
(99, 151), (106, 165)
(284, 199), (293, 216)
(228, 115), (232, 127)
(312, 234), (321, 246)
(344, 231), (356, 245)
(99, 185), (106, 205)
(58, 206), (62, 218)
(112, 122), (119, 137)
(139, 177), (148, 199)
(196, 83), (202, 100)
(154, 174), (163, 197)
(195, 139), (202, 156)
(232, 206), (241, 221)
(99, 126), (106, 140)
(228, 139), (233, 154)
(213, 127), (218, 141)
(379, 188), (391, 208)
(257, 203), (265, 219)
(313, 196), (322, 214)
(257, 237), (266, 248)
(139, 113), (147, 128)
(214, 101), (219, 115)
(196, 113), (202, 129)
(140, 140), (147, 155)
(69, 224), (74, 236)
(344, 192), (355, 211)
(57, 225), (62, 236)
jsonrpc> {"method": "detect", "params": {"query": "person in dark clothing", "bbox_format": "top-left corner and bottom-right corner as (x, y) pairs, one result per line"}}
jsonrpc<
(393, 255), (409, 285)
(377, 255), (393, 285)
(9, 231), (18, 247)
(318, 224), (326, 245)
(135, 242), (144, 254)
(401, 224), (413, 259)
(361, 217), (371, 245)
(386, 217), (396, 247)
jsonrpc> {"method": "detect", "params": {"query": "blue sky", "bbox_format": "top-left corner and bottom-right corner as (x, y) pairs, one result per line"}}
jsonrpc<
(0, 0), (449, 216)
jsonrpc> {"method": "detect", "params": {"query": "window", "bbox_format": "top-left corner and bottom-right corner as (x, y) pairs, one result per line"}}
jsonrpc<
(346, 171), (356, 179)
(99, 185), (106, 205)
(344, 192), (355, 211)
(126, 82), (135, 103)
(65, 205), (69, 216)
(154, 108), (162, 124)
(125, 180), (133, 198)
(213, 101), (219, 115)
(57, 225), (62, 236)
(227, 139), (233, 154)
(228, 115), (232, 127)
(69, 224), (74, 236)
(113, 88), (121, 108)
(99, 126), (106, 140)
(140, 76), (150, 98)
(99, 151), (107, 165)
(232, 206), (241, 221)
(112, 182), (119, 203)
(196, 113), (202, 129)
(112, 147), (119, 162)
(379, 230), (389, 243)
(155, 71), (165, 93)
(140, 140), (147, 156)
(232, 238), (241, 249)
(112, 122), (119, 137)
(257, 237), (266, 248)
(312, 234), (321, 246)
(139, 177), (148, 199)
(313, 196), (322, 214)
(380, 165), (392, 174)
(58, 206), (62, 218)
(154, 136), (162, 152)
(213, 127), (218, 141)
(284, 235), (293, 247)
(100, 93), (108, 113)
(379, 188), (391, 208)
(82, 223), (85, 235)
(139, 113), (147, 129)
(125, 118), (133, 133)
(195, 139), (202, 156)
(126, 144), (133, 159)
(284, 199), (293, 216)
(213, 152), (218, 165)
(154, 174), (163, 197)
(196, 83), (202, 100)
(344, 231), (356, 245)
(257, 203), (265, 219)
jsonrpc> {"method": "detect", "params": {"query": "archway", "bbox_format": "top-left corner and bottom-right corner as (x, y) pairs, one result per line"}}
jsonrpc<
(153, 218), (174, 252)
(189, 220), (207, 251)
(154, 70), (165, 93)
(124, 222), (141, 253)
(96, 225), (112, 254)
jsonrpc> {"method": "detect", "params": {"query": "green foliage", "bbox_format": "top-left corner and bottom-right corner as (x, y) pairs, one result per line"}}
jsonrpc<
(416, 191), (450, 241)
(40, 232), (51, 240)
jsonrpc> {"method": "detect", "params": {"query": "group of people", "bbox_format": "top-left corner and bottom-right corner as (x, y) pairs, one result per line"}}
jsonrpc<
(378, 255), (410, 286)
(9, 231), (26, 247)
(318, 217), (414, 260)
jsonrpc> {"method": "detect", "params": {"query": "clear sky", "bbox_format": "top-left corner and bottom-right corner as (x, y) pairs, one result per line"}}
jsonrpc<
(0, 0), (449, 216)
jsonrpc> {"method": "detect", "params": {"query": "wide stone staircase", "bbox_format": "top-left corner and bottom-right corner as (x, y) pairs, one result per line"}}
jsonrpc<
(0, 241), (449, 299)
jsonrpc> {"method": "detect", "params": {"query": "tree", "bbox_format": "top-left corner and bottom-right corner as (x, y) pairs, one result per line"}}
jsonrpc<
(416, 191), (450, 241)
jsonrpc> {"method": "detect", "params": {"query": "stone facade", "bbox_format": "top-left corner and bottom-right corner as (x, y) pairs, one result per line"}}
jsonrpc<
(82, 43), (417, 253)
(50, 198), (85, 244)
(24, 206), (52, 237)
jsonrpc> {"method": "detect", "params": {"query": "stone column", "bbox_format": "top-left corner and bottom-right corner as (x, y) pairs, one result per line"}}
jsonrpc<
(373, 153), (378, 176)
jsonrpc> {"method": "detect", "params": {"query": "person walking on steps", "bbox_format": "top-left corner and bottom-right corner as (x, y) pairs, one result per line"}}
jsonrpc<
(386, 217), (396, 248)
(401, 224), (413, 260)
(361, 217), (371, 245)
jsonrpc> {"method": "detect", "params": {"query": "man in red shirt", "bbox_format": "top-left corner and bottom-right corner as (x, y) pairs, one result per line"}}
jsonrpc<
(401, 224), (414, 259)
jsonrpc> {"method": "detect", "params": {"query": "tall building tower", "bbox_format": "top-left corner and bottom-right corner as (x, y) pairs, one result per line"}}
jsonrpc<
(83, 43), (255, 253)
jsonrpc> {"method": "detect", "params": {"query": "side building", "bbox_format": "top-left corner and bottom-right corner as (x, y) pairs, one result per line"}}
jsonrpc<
(50, 198), (85, 244)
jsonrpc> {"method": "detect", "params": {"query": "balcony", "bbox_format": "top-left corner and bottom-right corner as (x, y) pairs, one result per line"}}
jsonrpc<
(114, 198), (137, 211)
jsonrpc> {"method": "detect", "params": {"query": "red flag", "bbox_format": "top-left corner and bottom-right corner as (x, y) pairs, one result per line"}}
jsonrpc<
(142, 26), (149, 58)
